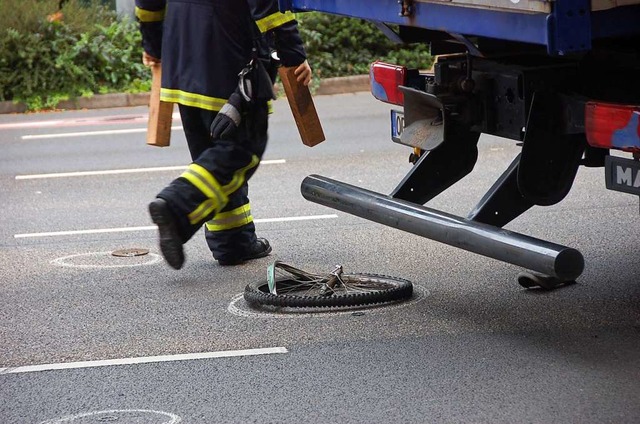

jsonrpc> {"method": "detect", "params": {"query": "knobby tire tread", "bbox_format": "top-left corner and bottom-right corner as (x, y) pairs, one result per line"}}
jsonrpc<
(243, 273), (413, 308)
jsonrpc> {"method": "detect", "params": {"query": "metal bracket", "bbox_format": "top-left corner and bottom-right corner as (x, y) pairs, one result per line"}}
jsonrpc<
(518, 91), (587, 206)
(547, 0), (592, 55)
(449, 33), (484, 58)
(398, 0), (414, 17)
(468, 154), (534, 227)
(372, 21), (404, 44)
(400, 87), (445, 151)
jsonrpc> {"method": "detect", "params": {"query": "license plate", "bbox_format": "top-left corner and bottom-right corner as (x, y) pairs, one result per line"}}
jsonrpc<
(391, 109), (405, 143)
(390, 108), (445, 150)
(605, 155), (640, 196)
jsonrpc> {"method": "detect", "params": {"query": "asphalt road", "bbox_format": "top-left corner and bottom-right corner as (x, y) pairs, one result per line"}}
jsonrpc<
(1, 93), (639, 423)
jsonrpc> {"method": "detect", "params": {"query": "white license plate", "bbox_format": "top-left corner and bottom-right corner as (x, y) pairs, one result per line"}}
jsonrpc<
(605, 155), (640, 196)
(390, 108), (445, 150)
(391, 109), (404, 143)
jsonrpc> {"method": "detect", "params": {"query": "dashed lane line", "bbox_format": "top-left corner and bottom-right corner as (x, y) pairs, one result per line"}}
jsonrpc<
(13, 214), (339, 238)
(20, 126), (183, 140)
(0, 347), (288, 375)
(15, 160), (286, 180)
(0, 112), (181, 130)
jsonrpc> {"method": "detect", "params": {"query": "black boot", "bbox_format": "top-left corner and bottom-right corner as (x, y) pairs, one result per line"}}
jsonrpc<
(148, 198), (185, 270)
(217, 238), (272, 266)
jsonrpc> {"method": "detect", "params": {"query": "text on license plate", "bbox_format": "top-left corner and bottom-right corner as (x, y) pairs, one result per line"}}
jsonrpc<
(605, 155), (640, 196)
(391, 109), (404, 143)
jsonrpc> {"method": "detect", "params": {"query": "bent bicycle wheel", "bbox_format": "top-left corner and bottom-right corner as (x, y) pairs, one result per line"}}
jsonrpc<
(244, 272), (413, 308)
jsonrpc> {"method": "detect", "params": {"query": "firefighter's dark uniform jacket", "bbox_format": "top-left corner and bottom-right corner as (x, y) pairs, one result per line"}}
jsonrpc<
(135, 0), (307, 261)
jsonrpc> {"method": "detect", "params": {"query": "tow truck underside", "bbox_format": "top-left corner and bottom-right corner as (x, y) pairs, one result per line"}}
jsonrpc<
(284, 0), (640, 288)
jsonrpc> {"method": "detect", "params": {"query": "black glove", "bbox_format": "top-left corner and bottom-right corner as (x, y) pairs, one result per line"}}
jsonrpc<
(210, 91), (245, 140)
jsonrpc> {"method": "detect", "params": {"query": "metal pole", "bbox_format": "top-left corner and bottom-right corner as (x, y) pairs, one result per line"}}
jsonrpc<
(301, 175), (584, 281)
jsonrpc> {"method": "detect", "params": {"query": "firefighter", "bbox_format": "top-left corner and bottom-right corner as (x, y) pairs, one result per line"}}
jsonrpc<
(135, 0), (312, 269)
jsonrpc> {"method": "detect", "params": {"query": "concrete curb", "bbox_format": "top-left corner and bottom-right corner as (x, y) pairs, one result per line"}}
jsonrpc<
(314, 74), (370, 96)
(0, 75), (370, 115)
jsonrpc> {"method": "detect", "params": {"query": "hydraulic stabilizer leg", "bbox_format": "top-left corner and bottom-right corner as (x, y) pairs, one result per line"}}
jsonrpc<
(391, 96), (480, 204)
(468, 153), (535, 227)
(391, 133), (479, 203)
(301, 175), (584, 281)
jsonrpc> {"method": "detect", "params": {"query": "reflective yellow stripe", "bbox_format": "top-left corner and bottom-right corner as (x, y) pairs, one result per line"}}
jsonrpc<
(183, 164), (228, 204)
(135, 6), (165, 22)
(160, 89), (227, 112)
(205, 204), (253, 231)
(181, 156), (259, 226)
(182, 164), (223, 199)
(255, 11), (295, 33)
(181, 164), (228, 225)
(222, 155), (260, 195)
(188, 199), (218, 225)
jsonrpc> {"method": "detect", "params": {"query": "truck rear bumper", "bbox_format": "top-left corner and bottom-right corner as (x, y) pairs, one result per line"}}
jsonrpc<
(301, 174), (585, 281)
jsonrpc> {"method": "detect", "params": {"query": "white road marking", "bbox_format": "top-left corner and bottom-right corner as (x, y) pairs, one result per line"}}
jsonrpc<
(51, 252), (163, 269)
(15, 160), (286, 180)
(251, 214), (338, 224)
(0, 347), (288, 375)
(0, 120), (65, 130)
(21, 126), (183, 140)
(40, 409), (181, 424)
(16, 226), (157, 238)
(14, 214), (339, 238)
(0, 112), (182, 130)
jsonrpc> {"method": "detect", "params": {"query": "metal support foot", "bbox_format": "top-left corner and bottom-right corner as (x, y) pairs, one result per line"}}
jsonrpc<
(517, 271), (577, 290)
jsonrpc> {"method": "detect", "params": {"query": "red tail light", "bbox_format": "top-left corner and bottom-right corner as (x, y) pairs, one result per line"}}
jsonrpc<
(585, 101), (640, 152)
(370, 61), (407, 106)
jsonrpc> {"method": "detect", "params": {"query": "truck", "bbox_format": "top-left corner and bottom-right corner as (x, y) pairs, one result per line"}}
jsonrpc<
(279, 0), (640, 289)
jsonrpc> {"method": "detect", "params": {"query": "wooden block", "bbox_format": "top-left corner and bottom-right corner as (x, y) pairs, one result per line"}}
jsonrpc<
(278, 66), (325, 147)
(147, 64), (173, 147)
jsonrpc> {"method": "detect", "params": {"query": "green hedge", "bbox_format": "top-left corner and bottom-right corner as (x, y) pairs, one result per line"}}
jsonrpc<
(0, 0), (149, 110)
(0, 2), (431, 111)
(297, 12), (432, 78)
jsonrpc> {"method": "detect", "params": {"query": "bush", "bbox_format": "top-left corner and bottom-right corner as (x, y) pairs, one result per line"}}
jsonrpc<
(297, 12), (433, 78)
(0, 0), (115, 35)
(0, 0), (149, 110)
(0, 3), (431, 110)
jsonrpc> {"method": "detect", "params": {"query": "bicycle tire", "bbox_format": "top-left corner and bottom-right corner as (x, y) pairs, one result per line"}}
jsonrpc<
(243, 273), (413, 308)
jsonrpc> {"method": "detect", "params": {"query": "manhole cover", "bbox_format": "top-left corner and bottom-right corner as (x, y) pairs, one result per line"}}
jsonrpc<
(41, 409), (181, 424)
(112, 248), (149, 257)
(51, 251), (161, 269)
(228, 284), (430, 319)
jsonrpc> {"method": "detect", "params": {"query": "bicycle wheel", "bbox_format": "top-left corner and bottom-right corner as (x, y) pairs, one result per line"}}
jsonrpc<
(243, 265), (413, 308)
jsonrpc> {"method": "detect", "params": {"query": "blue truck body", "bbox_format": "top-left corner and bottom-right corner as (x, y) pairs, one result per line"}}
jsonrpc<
(282, 0), (640, 288)
(280, 0), (640, 55)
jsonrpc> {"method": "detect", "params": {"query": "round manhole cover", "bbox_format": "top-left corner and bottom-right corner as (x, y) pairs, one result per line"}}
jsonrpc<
(51, 251), (162, 269)
(112, 248), (149, 257)
(41, 409), (181, 424)
(228, 283), (430, 319)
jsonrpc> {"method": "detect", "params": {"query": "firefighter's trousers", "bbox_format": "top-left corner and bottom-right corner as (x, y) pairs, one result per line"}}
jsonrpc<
(157, 102), (269, 262)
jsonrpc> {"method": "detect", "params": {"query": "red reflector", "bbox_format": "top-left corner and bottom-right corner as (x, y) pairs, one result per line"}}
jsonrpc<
(370, 61), (407, 106)
(585, 101), (640, 152)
